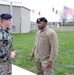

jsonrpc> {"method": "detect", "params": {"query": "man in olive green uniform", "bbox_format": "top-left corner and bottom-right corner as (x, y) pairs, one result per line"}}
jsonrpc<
(0, 13), (16, 75)
(30, 17), (58, 75)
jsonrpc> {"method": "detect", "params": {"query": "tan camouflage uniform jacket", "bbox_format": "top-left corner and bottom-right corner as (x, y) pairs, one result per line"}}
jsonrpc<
(31, 25), (58, 62)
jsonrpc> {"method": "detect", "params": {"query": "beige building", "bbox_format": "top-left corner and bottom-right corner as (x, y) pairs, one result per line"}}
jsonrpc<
(0, 0), (31, 33)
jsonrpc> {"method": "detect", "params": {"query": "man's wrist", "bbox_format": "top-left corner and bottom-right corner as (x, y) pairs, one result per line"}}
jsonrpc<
(30, 54), (34, 57)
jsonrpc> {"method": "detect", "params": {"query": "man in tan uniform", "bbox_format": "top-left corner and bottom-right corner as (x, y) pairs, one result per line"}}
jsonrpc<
(30, 17), (58, 75)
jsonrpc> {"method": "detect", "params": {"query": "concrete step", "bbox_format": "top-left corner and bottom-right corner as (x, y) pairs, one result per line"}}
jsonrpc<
(12, 64), (36, 75)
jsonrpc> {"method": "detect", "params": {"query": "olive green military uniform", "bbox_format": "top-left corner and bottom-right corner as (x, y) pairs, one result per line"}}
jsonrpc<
(0, 26), (13, 75)
(31, 25), (58, 75)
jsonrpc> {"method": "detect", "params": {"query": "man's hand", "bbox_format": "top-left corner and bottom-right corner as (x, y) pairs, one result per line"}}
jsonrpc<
(10, 50), (16, 59)
(30, 55), (34, 62)
(47, 61), (53, 68)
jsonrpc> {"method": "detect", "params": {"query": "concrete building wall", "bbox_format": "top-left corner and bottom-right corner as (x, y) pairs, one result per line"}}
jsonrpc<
(21, 7), (31, 33)
(12, 6), (21, 33)
(0, 0), (31, 33)
(0, 4), (10, 14)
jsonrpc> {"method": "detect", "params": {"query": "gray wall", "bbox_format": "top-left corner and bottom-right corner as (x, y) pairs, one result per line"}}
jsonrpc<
(12, 6), (21, 33)
(21, 7), (31, 33)
(0, 4), (10, 13)
(0, 4), (31, 33)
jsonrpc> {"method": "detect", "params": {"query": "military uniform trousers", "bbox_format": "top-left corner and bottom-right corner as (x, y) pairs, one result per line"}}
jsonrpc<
(36, 58), (54, 75)
(0, 60), (12, 75)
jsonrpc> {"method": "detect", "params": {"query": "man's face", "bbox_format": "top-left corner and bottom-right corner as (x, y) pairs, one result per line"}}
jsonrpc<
(37, 21), (46, 30)
(4, 19), (11, 28)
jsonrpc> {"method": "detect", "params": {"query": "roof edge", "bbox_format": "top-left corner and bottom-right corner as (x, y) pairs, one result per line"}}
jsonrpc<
(0, 0), (31, 10)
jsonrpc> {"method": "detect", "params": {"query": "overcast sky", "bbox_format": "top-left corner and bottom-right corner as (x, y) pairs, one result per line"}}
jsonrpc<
(8, 0), (74, 22)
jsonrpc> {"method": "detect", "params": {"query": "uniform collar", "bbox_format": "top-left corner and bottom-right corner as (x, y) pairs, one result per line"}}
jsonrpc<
(0, 25), (9, 33)
(0, 25), (3, 30)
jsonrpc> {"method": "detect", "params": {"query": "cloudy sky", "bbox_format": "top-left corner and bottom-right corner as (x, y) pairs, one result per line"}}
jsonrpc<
(8, 0), (74, 22)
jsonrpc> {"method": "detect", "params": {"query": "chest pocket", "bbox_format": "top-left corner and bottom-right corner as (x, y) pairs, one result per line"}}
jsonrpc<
(0, 31), (7, 45)
(0, 30), (12, 47)
(0, 30), (12, 56)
